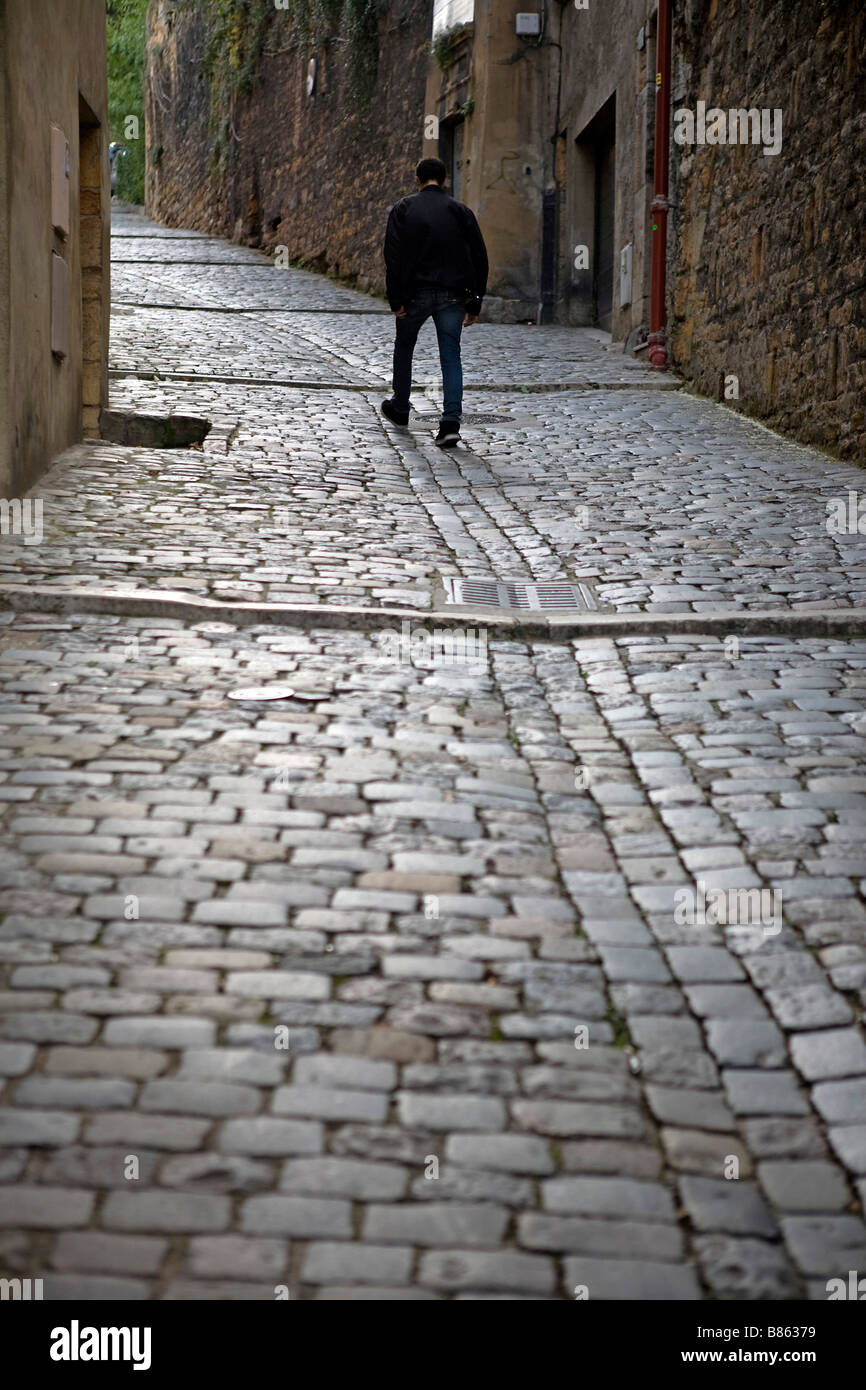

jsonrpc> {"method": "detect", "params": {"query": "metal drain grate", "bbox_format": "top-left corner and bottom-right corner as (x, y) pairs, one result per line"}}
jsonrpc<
(441, 578), (598, 611)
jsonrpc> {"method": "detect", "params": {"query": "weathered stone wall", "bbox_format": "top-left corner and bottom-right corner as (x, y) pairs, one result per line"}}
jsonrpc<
(0, 0), (110, 495)
(145, 0), (432, 298)
(670, 0), (865, 461)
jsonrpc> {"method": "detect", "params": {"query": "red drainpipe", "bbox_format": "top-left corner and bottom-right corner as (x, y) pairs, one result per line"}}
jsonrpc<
(648, 0), (672, 370)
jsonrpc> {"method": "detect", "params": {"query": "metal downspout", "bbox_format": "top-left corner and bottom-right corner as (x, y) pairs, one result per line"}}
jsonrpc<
(649, 0), (672, 369)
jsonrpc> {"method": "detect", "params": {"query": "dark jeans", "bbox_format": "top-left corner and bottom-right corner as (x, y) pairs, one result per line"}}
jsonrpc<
(391, 288), (465, 421)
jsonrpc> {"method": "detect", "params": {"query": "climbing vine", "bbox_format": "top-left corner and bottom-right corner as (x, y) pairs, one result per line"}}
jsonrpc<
(432, 20), (472, 73)
(201, 0), (272, 101)
(343, 0), (382, 105)
(199, 0), (384, 155)
(200, 0), (272, 166)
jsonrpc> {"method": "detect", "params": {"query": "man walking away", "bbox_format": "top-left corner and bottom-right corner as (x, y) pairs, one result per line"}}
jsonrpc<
(382, 157), (488, 448)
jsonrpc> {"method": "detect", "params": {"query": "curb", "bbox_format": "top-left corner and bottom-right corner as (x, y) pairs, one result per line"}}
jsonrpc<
(2, 586), (866, 641)
(108, 370), (681, 394)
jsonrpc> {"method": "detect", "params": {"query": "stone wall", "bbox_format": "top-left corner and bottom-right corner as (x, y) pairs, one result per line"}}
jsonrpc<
(670, 0), (865, 461)
(145, 0), (432, 299)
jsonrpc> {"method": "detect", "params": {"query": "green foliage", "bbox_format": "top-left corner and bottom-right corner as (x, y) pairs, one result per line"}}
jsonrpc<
(308, 0), (347, 46)
(266, 0), (379, 58)
(432, 21), (470, 72)
(343, 0), (381, 107)
(199, 0), (383, 166)
(432, 30), (453, 71)
(200, 0), (274, 170)
(202, 0), (273, 99)
(106, 0), (149, 204)
(605, 1005), (631, 1049)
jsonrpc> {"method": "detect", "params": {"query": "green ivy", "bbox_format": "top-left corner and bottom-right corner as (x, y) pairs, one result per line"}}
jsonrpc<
(106, 0), (149, 204)
(305, 0), (346, 47)
(345, 0), (383, 106)
(432, 21), (471, 72)
(201, 0), (273, 150)
(200, 0), (383, 151)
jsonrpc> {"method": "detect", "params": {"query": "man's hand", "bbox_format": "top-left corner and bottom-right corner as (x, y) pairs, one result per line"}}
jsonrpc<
(464, 313), (479, 327)
(395, 306), (407, 318)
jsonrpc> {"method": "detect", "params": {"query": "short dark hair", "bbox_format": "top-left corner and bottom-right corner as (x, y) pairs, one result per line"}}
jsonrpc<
(416, 156), (447, 185)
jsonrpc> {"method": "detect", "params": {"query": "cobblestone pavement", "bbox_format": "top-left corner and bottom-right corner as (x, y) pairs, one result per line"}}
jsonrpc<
(4, 212), (866, 617)
(1, 213), (866, 1300)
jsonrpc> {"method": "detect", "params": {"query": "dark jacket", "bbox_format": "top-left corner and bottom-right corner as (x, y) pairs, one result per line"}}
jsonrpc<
(384, 185), (489, 313)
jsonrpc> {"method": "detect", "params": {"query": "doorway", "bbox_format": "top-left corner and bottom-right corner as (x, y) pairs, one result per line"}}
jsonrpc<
(440, 117), (465, 200)
(594, 125), (615, 330)
(575, 94), (616, 330)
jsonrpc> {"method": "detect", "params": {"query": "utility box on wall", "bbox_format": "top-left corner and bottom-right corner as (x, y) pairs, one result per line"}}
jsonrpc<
(51, 125), (70, 238)
(515, 14), (541, 36)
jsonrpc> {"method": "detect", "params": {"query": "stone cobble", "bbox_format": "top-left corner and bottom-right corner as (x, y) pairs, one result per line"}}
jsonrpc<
(3, 211), (864, 615)
(0, 616), (865, 1298)
(0, 212), (865, 1300)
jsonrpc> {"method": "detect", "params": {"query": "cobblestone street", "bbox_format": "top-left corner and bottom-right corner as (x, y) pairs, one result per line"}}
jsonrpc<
(2, 213), (866, 1300)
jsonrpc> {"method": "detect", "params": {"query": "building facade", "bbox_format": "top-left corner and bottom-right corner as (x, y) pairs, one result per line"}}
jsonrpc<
(0, 0), (110, 498)
(425, 0), (659, 336)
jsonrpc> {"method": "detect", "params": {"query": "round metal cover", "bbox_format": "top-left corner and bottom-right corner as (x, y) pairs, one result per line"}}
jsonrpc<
(227, 684), (297, 701)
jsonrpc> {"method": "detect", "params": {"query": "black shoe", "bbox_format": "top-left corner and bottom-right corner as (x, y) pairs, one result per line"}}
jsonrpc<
(435, 418), (461, 448)
(381, 398), (410, 428)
